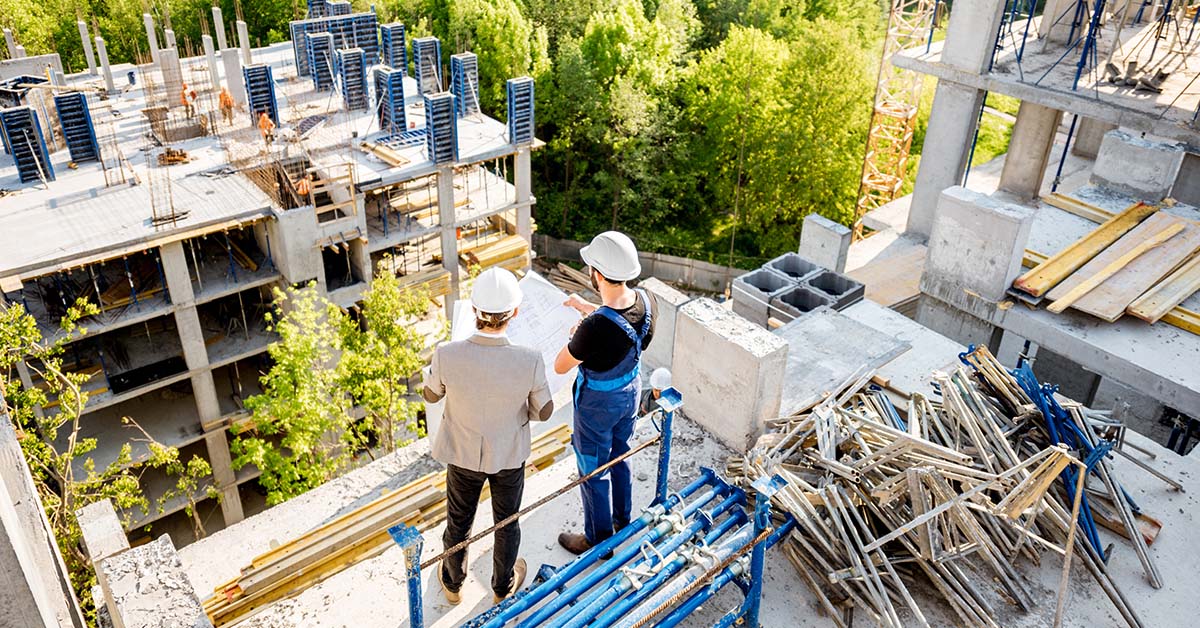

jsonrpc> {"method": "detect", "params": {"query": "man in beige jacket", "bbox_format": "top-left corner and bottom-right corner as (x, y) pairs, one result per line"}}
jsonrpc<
(423, 268), (554, 605)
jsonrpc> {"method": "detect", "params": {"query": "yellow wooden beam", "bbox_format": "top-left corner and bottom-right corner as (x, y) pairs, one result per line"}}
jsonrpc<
(1014, 201), (1156, 297)
(1047, 222), (1184, 314)
(1041, 193), (1114, 224)
(1127, 253), (1200, 323)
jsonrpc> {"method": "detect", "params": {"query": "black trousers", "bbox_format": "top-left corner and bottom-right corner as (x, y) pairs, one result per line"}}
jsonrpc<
(441, 464), (525, 596)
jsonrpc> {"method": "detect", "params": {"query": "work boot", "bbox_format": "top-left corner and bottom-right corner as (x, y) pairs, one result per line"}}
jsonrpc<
(1123, 61), (1140, 86)
(492, 558), (528, 604)
(557, 532), (612, 559)
(438, 566), (461, 605)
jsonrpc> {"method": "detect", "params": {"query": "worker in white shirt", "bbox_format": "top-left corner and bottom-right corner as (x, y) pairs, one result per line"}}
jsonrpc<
(638, 368), (672, 417)
(423, 268), (554, 605)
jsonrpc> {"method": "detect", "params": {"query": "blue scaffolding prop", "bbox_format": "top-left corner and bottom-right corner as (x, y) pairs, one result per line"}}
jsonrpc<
(424, 92), (457, 164)
(306, 32), (336, 91)
(450, 52), (480, 118)
(337, 47), (368, 111)
(289, 12), (380, 77)
(389, 390), (795, 628)
(0, 106), (55, 183)
(243, 64), (279, 126)
(380, 23), (407, 74)
(506, 77), (535, 145)
(53, 92), (101, 164)
(413, 36), (443, 96)
(374, 66), (406, 135)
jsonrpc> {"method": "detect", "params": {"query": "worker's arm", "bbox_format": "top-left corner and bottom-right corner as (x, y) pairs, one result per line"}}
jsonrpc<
(528, 355), (554, 422)
(422, 349), (445, 403)
(554, 344), (581, 375)
(564, 294), (598, 316)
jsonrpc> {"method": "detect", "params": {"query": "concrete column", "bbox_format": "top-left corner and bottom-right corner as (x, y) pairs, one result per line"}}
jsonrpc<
(906, 0), (1007, 238)
(175, 309), (209, 371)
(438, 166), (459, 314)
(639, 277), (690, 369)
(205, 430), (244, 525)
(1072, 116), (1118, 159)
(213, 7), (228, 50)
(221, 48), (246, 107)
(798, 213), (852, 272)
(203, 35), (221, 87)
(673, 298), (788, 451)
(2, 28), (15, 59)
(52, 71), (65, 86)
(14, 45), (25, 58)
(77, 21), (97, 75)
(515, 148), (533, 245)
(237, 20), (252, 65)
(998, 101), (1062, 201)
(164, 28), (177, 51)
(96, 37), (115, 93)
(143, 13), (160, 65)
(159, 47), (183, 109)
(96, 535), (215, 628)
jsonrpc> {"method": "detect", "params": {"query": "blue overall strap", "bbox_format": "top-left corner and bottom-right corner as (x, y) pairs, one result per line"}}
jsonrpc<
(579, 291), (651, 392)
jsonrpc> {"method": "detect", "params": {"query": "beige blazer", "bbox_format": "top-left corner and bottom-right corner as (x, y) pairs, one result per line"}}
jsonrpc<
(423, 334), (554, 474)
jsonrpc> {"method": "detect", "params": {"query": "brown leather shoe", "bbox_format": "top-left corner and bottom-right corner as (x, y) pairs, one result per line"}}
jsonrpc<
(558, 532), (593, 555)
(493, 558), (527, 604)
(439, 565), (461, 605)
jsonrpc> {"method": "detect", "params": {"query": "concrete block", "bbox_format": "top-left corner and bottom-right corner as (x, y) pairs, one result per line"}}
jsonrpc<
(765, 252), (819, 282)
(768, 285), (833, 324)
(1072, 116), (1116, 159)
(798, 214), (851, 272)
(638, 276), (689, 369)
(908, 81), (986, 238)
(921, 186), (1033, 303)
(164, 29), (177, 51)
(99, 535), (213, 628)
(806, 269), (864, 309)
(731, 268), (792, 327)
(1091, 129), (1184, 201)
(998, 101), (1062, 201)
(77, 500), (130, 565)
(674, 298), (788, 451)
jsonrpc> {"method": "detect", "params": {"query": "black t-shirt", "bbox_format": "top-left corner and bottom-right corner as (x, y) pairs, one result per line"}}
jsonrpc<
(568, 292), (657, 373)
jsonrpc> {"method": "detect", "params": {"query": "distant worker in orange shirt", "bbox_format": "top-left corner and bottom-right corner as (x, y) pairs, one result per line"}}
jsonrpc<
(258, 111), (275, 146)
(296, 172), (312, 199)
(218, 87), (234, 125)
(180, 83), (196, 117)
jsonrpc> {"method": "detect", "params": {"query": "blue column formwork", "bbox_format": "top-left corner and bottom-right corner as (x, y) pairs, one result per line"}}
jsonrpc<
(374, 66), (406, 135)
(306, 32), (335, 91)
(0, 106), (55, 183)
(336, 47), (368, 111)
(506, 77), (534, 145)
(450, 52), (479, 118)
(243, 64), (279, 125)
(380, 23), (407, 74)
(54, 92), (101, 163)
(424, 92), (457, 164)
(413, 36), (442, 95)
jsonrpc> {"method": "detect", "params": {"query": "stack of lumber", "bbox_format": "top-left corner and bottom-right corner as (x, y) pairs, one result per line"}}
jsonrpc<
(1015, 199), (1200, 333)
(397, 266), (451, 298)
(729, 346), (1164, 628)
(203, 424), (573, 626)
(460, 234), (529, 271)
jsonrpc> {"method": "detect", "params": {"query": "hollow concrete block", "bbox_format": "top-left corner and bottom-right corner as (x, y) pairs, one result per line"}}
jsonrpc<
(673, 298), (788, 452)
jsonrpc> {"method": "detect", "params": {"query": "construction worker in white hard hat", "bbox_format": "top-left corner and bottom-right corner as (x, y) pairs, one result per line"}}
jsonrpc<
(423, 268), (552, 605)
(553, 231), (657, 556)
(639, 368), (672, 416)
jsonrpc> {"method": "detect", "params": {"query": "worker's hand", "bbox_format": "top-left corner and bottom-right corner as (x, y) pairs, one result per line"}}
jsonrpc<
(564, 294), (594, 315)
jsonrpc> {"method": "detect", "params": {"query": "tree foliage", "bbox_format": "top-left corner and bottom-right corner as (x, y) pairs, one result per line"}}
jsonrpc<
(1, 300), (212, 624)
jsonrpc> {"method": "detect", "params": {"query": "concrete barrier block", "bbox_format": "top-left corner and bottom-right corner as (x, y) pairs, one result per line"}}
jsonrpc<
(769, 285), (833, 324)
(1091, 129), (1184, 200)
(731, 268), (793, 327)
(805, 269), (864, 310)
(99, 535), (213, 628)
(639, 277), (689, 369)
(798, 214), (851, 272)
(921, 186), (1033, 304)
(674, 298), (788, 451)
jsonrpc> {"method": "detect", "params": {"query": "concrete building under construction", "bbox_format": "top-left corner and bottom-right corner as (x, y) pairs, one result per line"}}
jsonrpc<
(3, 1), (1200, 628)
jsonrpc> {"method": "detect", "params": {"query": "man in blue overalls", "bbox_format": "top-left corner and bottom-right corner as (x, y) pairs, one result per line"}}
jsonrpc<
(554, 231), (656, 554)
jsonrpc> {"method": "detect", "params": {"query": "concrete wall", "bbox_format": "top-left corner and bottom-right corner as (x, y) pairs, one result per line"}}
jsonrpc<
(0, 53), (64, 82)
(672, 298), (787, 451)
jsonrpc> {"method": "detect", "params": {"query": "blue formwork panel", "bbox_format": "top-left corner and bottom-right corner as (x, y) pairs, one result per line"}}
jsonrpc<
(53, 92), (100, 163)
(243, 64), (279, 126)
(306, 32), (335, 91)
(412, 36), (442, 96)
(327, 0), (351, 16)
(289, 12), (380, 75)
(307, 0), (328, 18)
(450, 52), (479, 118)
(506, 76), (534, 145)
(380, 23), (407, 75)
(0, 106), (55, 183)
(424, 92), (457, 164)
(337, 48), (368, 111)
(374, 66), (406, 134)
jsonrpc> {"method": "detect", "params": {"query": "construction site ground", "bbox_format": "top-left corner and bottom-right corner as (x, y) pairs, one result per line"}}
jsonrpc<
(178, 302), (1200, 628)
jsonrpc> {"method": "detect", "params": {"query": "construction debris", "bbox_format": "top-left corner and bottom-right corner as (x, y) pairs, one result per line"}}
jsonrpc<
(729, 346), (1164, 628)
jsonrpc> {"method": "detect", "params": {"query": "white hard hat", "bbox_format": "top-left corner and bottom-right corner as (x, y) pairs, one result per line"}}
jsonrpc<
(471, 268), (523, 313)
(649, 368), (671, 390)
(580, 231), (641, 282)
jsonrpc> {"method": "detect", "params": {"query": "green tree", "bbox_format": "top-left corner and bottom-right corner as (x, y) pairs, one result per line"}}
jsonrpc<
(230, 283), (357, 506)
(446, 0), (550, 114)
(339, 259), (429, 453)
(1, 299), (211, 624)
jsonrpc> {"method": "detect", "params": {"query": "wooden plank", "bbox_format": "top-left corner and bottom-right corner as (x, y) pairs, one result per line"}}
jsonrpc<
(1067, 220), (1200, 321)
(1040, 193), (1113, 224)
(1047, 212), (1180, 301)
(846, 246), (927, 309)
(1014, 202), (1156, 297)
(1047, 222), (1185, 314)
(1127, 251), (1200, 323)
